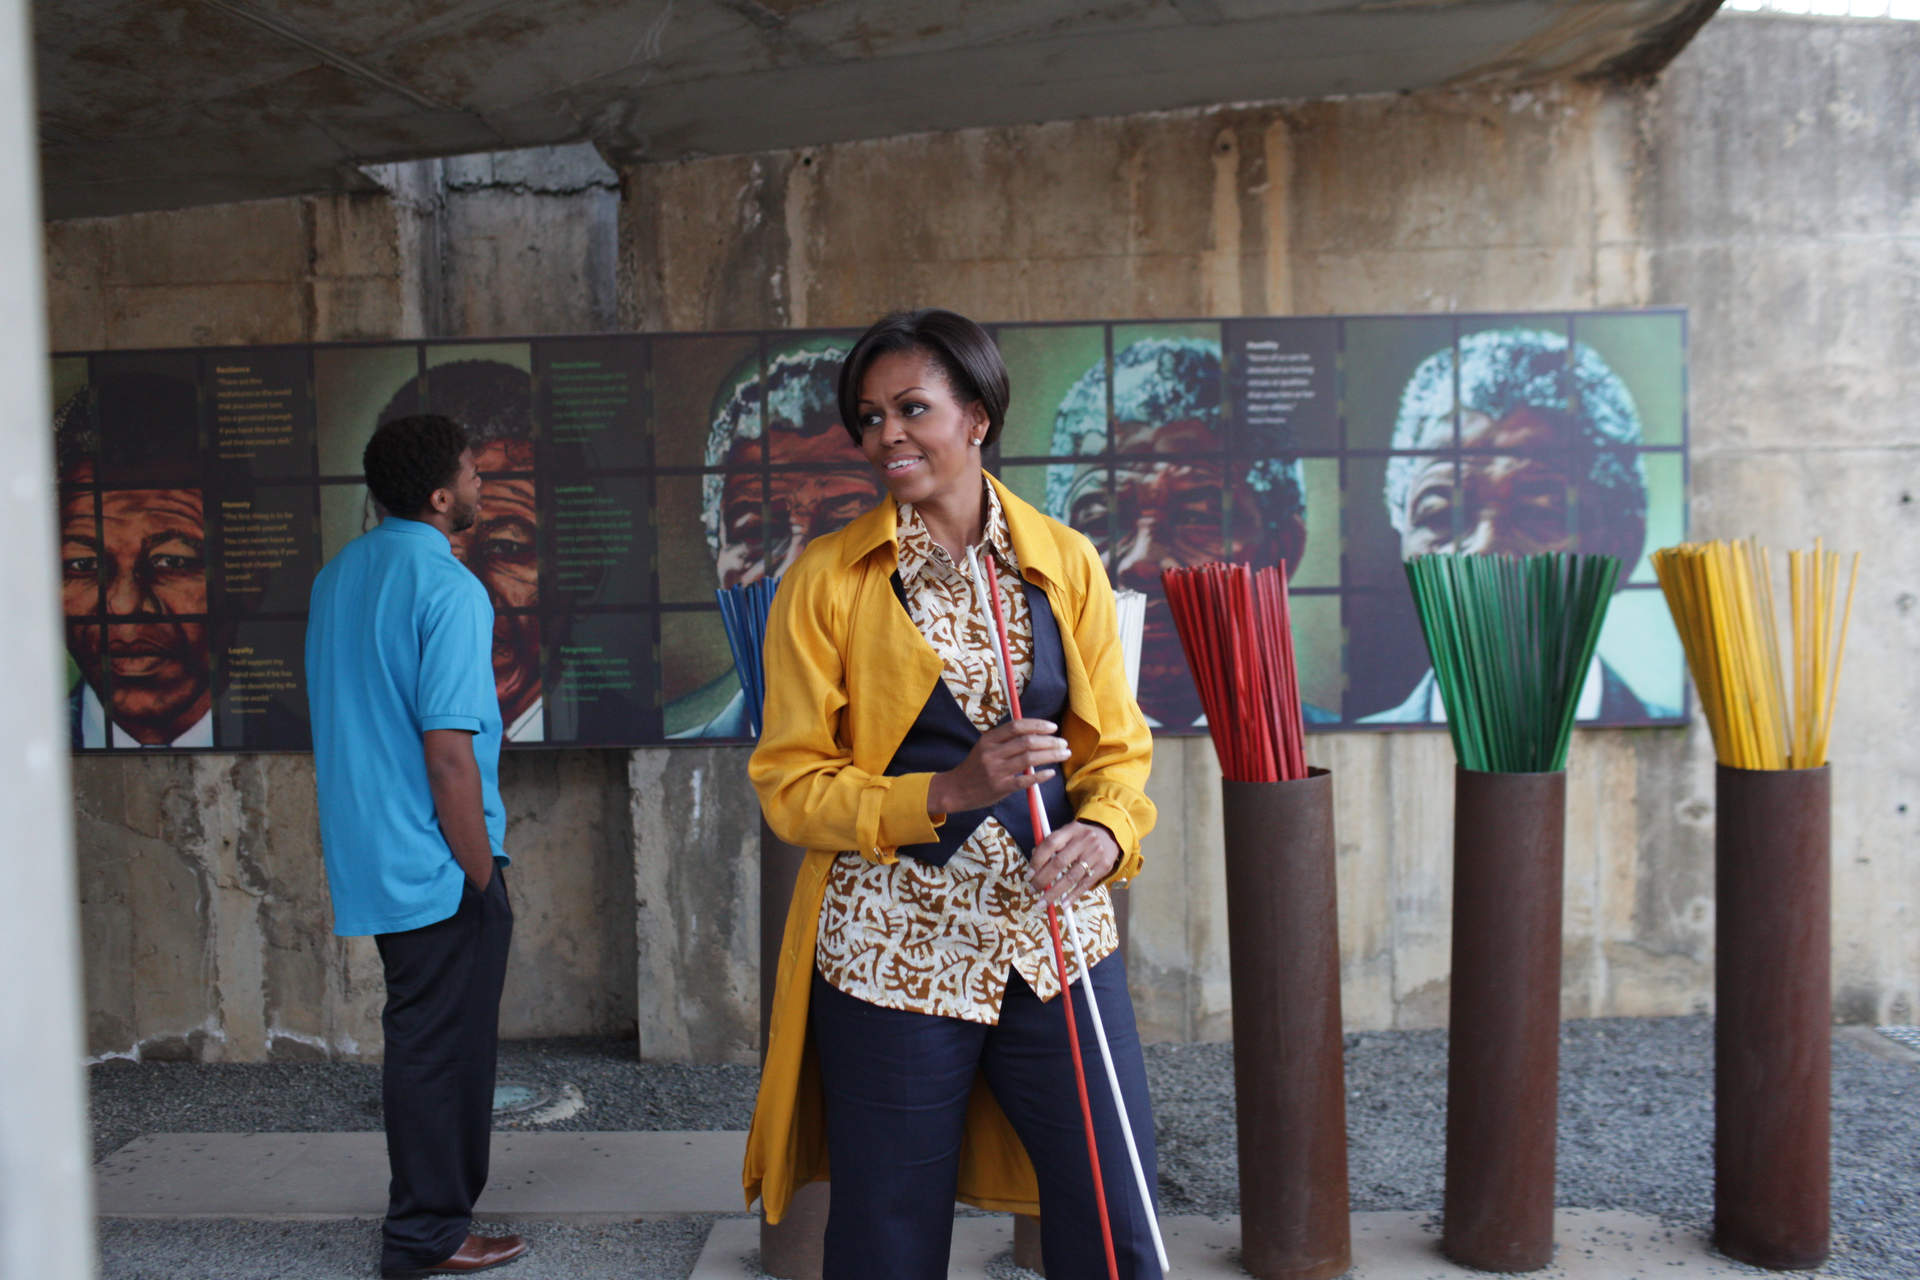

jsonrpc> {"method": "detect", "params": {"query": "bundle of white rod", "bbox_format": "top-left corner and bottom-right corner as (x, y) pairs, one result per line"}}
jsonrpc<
(1116, 588), (1147, 698)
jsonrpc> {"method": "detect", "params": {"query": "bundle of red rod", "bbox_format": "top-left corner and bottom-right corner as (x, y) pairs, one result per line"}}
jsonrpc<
(1161, 561), (1309, 782)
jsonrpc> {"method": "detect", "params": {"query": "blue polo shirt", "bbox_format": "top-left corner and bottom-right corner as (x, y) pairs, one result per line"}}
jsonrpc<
(306, 517), (508, 937)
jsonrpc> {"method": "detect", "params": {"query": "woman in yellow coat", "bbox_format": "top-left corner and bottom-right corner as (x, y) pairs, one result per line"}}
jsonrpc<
(743, 309), (1161, 1279)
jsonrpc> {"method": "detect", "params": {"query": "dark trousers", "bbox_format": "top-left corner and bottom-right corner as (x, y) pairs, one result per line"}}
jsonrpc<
(810, 952), (1161, 1280)
(374, 869), (513, 1272)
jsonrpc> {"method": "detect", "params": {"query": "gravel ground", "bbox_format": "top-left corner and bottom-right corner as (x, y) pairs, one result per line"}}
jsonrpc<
(89, 1037), (759, 1157)
(96, 1216), (715, 1280)
(92, 1018), (1920, 1279)
(1153, 1018), (1920, 1280)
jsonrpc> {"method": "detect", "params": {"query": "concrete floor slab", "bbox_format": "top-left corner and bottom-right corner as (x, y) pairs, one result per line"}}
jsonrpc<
(693, 1210), (1843, 1279)
(95, 1131), (745, 1220)
(94, 1130), (1855, 1276)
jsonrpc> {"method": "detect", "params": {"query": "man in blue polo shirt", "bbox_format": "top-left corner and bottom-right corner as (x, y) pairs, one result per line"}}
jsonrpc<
(307, 414), (526, 1277)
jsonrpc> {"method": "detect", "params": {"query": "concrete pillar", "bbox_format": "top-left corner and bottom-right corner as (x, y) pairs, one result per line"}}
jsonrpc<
(0, 1), (96, 1276)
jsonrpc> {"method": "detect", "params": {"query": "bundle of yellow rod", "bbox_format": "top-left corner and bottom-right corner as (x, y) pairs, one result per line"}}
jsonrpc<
(1650, 538), (1859, 770)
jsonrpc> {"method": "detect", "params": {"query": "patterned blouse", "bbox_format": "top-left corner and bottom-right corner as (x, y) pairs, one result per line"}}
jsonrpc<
(814, 482), (1120, 1023)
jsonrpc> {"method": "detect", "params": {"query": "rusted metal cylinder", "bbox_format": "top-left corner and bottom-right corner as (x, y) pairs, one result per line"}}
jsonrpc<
(1222, 769), (1352, 1280)
(1443, 767), (1566, 1273)
(1013, 1213), (1044, 1273)
(1714, 764), (1831, 1271)
(761, 1182), (829, 1279)
(760, 819), (829, 1280)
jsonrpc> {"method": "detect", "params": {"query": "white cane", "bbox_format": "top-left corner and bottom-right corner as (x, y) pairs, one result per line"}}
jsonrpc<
(966, 548), (1171, 1275)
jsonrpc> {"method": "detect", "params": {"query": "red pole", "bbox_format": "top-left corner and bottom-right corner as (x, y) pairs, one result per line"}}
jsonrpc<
(982, 556), (1120, 1280)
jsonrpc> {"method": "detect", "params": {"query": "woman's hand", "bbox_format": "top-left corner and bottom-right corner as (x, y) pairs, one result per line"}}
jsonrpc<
(1031, 820), (1120, 906)
(926, 718), (1071, 816)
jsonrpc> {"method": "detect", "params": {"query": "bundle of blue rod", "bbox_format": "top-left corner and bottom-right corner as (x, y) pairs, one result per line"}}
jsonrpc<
(716, 574), (781, 739)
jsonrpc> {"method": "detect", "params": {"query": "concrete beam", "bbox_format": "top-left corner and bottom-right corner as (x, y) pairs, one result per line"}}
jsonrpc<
(36, 0), (1721, 219)
(0, 0), (93, 1273)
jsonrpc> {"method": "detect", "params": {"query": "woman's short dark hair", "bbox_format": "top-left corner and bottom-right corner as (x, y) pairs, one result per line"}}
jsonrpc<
(837, 309), (1010, 448)
(363, 414), (469, 519)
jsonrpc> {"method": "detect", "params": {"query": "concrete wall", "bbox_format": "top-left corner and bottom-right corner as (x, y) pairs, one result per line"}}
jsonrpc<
(1645, 15), (1919, 1026)
(617, 81), (1697, 1048)
(45, 15), (1918, 1062)
(47, 146), (640, 1061)
(616, 13), (1917, 1052)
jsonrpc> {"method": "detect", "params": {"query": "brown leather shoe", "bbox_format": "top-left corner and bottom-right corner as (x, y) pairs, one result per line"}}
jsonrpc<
(384, 1233), (528, 1277)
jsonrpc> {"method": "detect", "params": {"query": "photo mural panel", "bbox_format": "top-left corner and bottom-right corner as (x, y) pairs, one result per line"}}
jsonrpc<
(49, 309), (1687, 751)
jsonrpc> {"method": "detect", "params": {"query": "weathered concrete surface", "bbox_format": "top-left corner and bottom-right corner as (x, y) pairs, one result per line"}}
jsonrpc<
(45, 160), (637, 1062)
(35, 0), (1721, 220)
(617, 14), (1917, 1048)
(363, 143), (622, 339)
(49, 193), (415, 1060)
(696, 1210), (1826, 1280)
(496, 751), (639, 1043)
(42, 15), (1919, 1063)
(73, 754), (372, 1062)
(96, 1131), (742, 1218)
(47, 191), (423, 352)
(66, 705), (640, 1066)
(622, 83), (1649, 331)
(629, 747), (760, 1065)
(618, 78), (1695, 1045)
(1, 0), (94, 1270)
(1648, 15), (1920, 1029)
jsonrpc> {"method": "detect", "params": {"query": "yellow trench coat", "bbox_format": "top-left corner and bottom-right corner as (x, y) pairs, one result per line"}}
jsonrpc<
(741, 474), (1157, 1222)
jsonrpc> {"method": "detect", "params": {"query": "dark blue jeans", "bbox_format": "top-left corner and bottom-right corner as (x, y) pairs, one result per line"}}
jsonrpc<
(810, 951), (1161, 1280)
(374, 869), (513, 1272)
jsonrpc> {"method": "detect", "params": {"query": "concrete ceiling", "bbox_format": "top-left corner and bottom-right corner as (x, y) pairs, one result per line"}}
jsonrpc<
(36, 0), (1721, 221)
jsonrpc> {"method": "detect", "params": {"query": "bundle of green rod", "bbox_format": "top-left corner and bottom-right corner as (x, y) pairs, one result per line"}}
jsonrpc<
(1404, 552), (1622, 773)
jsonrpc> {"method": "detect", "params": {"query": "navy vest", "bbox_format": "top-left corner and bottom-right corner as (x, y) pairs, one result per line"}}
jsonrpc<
(886, 573), (1074, 866)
